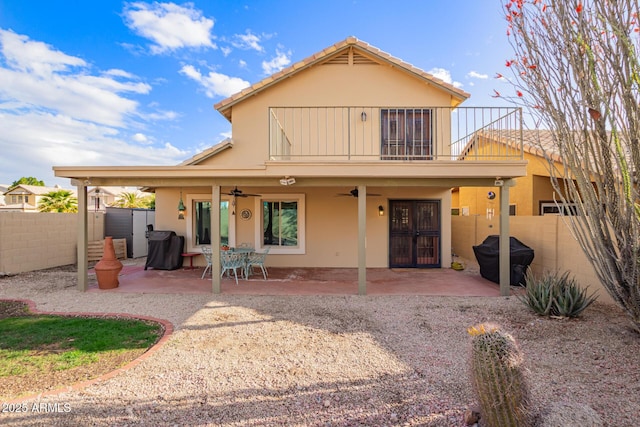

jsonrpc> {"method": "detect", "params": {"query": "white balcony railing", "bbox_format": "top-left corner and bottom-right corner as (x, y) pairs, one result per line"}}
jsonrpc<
(269, 107), (523, 161)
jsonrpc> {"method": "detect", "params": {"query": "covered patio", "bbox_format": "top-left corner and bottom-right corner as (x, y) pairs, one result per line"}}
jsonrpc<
(88, 262), (509, 297)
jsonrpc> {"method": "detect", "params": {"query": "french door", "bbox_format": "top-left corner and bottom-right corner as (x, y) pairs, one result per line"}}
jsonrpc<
(389, 200), (441, 268)
(381, 108), (432, 160)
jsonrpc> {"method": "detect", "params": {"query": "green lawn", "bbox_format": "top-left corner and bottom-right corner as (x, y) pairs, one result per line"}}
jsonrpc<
(0, 301), (163, 399)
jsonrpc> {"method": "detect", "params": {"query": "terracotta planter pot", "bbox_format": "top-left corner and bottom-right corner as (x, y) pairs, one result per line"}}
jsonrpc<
(95, 237), (123, 289)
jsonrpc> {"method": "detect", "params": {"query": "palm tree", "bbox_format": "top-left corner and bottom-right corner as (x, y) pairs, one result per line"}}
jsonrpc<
(111, 192), (154, 209)
(38, 190), (78, 213)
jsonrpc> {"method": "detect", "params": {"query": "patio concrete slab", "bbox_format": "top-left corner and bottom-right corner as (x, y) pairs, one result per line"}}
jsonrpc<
(88, 265), (508, 297)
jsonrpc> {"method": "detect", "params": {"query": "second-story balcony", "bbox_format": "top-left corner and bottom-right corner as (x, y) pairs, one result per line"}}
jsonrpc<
(269, 106), (523, 162)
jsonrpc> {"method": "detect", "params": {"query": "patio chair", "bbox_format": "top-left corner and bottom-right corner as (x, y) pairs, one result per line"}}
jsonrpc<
(201, 246), (213, 279)
(245, 247), (270, 280)
(220, 250), (246, 285)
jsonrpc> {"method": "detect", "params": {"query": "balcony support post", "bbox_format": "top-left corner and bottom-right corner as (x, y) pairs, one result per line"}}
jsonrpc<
(498, 180), (514, 296)
(211, 183), (221, 294)
(74, 180), (88, 291)
(357, 184), (367, 295)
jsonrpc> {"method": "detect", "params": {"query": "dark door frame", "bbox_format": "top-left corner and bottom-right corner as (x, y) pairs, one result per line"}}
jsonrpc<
(388, 199), (441, 268)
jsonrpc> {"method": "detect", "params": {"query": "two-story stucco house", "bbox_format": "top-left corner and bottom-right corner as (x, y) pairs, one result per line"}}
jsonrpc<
(54, 37), (527, 294)
(0, 184), (76, 212)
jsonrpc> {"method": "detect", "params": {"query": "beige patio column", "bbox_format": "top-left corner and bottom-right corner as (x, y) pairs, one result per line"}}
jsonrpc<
(211, 184), (221, 293)
(498, 180), (513, 296)
(74, 181), (88, 291)
(357, 184), (367, 295)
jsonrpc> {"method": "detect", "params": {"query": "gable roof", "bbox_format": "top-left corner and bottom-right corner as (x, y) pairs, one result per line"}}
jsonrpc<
(214, 36), (470, 121)
(458, 130), (562, 163)
(178, 138), (233, 166)
(3, 185), (75, 196)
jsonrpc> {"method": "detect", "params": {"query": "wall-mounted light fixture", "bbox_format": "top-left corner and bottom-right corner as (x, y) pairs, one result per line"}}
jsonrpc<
(378, 205), (385, 216)
(279, 176), (296, 186)
(361, 111), (367, 122)
(177, 189), (186, 219)
(94, 188), (101, 212)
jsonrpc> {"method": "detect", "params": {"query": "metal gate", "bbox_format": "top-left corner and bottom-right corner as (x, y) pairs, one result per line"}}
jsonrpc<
(389, 200), (440, 268)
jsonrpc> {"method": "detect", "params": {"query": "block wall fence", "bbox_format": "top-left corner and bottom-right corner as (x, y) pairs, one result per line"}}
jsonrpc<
(0, 212), (615, 305)
(452, 215), (613, 304)
(0, 212), (104, 274)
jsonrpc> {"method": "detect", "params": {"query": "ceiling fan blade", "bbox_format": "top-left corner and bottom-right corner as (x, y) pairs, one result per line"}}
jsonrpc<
(227, 187), (261, 197)
(336, 187), (382, 197)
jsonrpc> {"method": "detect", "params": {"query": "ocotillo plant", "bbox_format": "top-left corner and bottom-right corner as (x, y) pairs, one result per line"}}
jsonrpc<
(467, 323), (531, 427)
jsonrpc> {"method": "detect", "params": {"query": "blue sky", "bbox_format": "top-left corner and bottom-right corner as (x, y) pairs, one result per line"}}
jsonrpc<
(0, 1), (514, 187)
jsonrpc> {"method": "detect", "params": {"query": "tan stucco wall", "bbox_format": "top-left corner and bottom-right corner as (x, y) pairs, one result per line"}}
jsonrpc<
(155, 186), (452, 269)
(0, 212), (104, 274)
(200, 62), (455, 168)
(451, 215), (612, 304)
(457, 152), (565, 216)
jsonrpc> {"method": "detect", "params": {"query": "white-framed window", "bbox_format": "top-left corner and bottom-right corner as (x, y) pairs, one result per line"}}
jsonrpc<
(185, 194), (235, 252)
(255, 193), (305, 254)
(540, 201), (578, 216)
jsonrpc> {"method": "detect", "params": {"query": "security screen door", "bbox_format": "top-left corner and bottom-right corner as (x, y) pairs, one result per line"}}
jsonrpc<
(389, 200), (441, 268)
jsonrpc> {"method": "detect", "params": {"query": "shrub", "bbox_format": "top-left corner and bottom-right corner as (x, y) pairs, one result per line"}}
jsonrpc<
(519, 270), (598, 318)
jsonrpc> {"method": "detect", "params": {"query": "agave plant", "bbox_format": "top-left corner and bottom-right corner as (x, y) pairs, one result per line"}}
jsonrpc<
(518, 270), (598, 318)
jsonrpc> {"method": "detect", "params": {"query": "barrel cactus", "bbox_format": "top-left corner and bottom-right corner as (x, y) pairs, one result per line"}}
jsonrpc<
(468, 323), (531, 427)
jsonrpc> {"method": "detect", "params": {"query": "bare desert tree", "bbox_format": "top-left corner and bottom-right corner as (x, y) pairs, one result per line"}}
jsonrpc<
(500, 0), (640, 331)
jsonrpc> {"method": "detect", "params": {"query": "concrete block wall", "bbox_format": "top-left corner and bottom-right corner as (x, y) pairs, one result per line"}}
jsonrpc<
(0, 212), (104, 274)
(452, 215), (612, 304)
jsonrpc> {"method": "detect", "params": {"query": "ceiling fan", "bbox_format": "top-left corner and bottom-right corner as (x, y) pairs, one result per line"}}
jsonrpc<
(226, 186), (261, 197)
(336, 187), (381, 198)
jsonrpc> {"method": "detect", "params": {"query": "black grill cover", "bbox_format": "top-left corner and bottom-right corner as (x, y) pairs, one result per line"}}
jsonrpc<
(144, 230), (184, 270)
(472, 235), (534, 286)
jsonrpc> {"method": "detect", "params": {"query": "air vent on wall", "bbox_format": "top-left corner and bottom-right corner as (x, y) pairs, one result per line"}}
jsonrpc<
(324, 49), (378, 65)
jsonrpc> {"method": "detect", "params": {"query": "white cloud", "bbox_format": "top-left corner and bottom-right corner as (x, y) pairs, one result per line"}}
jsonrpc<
(0, 30), (185, 186)
(0, 29), (150, 127)
(123, 2), (215, 54)
(467, 70), (488, 79)
(0, 30), (85, 76)
(427, 67), (463, 89)
(104, 69), (136, 78)
(0, 111), (187, 186)
(262, 48), (291, 75)
(232, 31), (263, 52)
(179, 64), (250, 98)
(133, 132), (150, 143)
(221, 46), (232, 56)
(238, 60), (247, 68)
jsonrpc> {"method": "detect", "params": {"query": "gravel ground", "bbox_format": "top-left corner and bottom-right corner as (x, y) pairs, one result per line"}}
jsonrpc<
(1, 265), (639, 426)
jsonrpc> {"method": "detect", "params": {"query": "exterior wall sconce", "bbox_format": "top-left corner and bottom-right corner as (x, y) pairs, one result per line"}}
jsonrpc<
(378, 205), (384, 216)
(94, 188), (101, 212)
(361, 111), (367, 122)
(177, 190), (186, 219)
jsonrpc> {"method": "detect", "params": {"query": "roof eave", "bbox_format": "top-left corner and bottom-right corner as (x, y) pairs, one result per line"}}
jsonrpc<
(214, 37), (470, 119)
